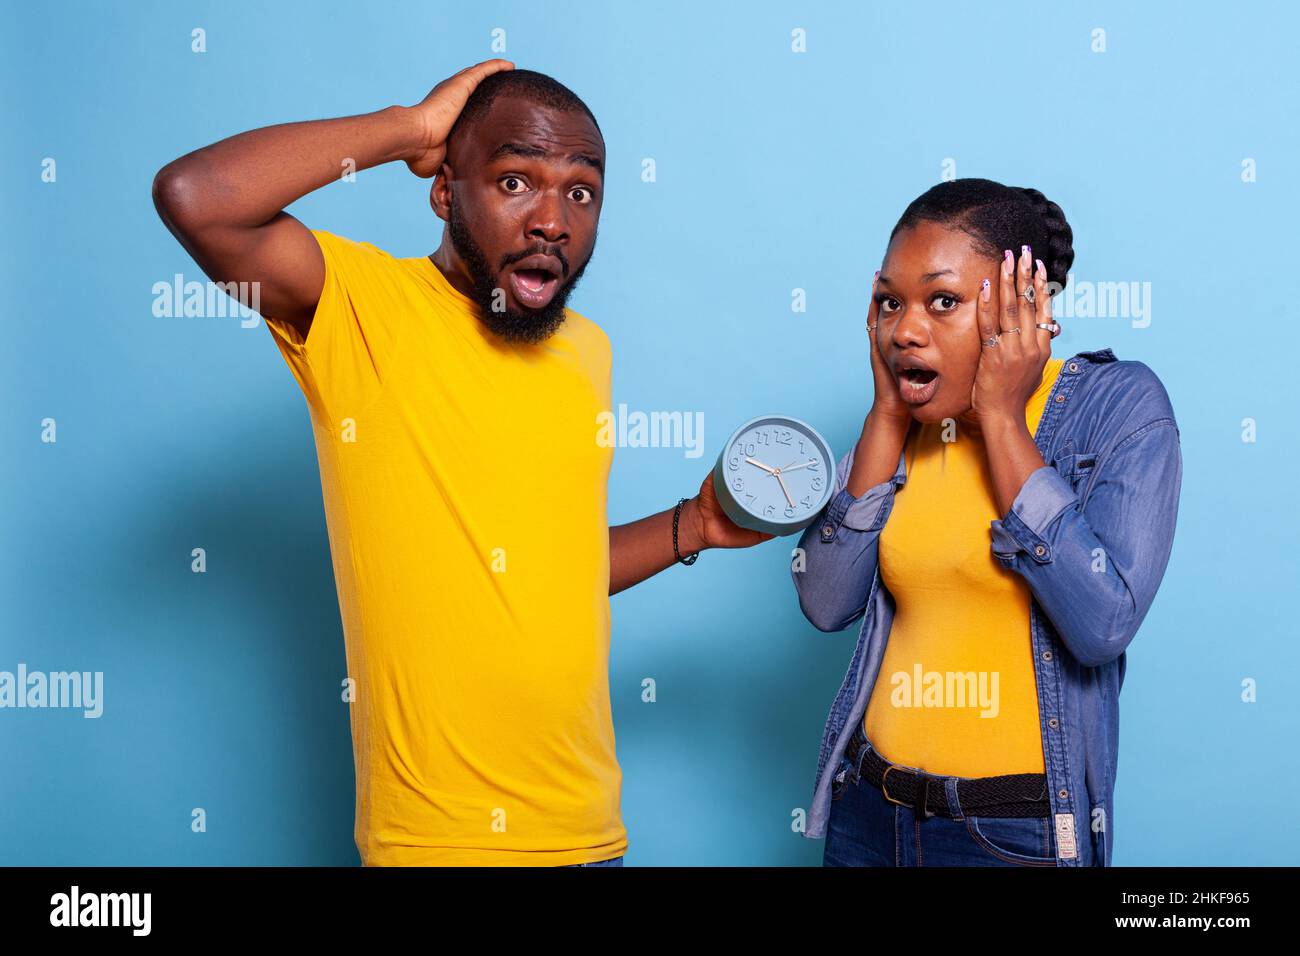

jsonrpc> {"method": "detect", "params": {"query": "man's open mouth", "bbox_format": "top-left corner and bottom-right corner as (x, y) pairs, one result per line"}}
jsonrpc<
(506, 255), (564, 310)
(896, 366), (941, 404)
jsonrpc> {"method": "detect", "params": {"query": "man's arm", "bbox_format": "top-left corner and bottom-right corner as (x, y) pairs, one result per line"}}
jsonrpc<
(150, 59), (513, 337)
(609, 473), (772, 596)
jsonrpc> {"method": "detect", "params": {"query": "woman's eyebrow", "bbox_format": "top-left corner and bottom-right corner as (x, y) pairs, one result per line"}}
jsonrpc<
(878, 269), (957, 286)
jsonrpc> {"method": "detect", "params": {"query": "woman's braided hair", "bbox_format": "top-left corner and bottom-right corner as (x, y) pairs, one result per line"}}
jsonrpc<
(889, 178), (1075, 292)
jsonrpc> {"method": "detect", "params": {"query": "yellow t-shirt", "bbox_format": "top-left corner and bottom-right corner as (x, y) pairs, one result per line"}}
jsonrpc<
(265, 229), (626, 866)
(863, 357), (1066, 778)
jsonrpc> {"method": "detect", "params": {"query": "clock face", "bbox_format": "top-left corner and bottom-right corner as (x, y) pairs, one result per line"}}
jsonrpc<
(714, 415), (835, 535)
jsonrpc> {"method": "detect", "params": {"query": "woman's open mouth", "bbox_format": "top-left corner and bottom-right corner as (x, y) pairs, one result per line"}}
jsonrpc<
(508, 268), (561, 310)
(897, 366), (940, 405)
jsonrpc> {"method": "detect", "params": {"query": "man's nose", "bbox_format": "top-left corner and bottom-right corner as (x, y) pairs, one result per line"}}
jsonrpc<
(525, 192), (569, 245)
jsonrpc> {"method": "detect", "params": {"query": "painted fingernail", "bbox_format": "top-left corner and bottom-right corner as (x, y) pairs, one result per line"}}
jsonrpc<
(1035, 258), (1046, 278)
(1021, 244), (1031, 264)
(981, 278), (991, 301)
(1003, 250), (1014, 273)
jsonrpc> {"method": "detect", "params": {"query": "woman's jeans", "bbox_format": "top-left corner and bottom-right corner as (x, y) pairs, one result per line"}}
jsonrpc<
(824, 726), (1058, 867)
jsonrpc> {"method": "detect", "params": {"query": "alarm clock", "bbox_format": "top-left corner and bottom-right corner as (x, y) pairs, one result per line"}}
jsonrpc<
(712, 415), (836, 537)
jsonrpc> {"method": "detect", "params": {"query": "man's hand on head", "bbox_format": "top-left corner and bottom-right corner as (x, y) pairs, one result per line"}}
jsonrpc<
(403, 59), (515, 178)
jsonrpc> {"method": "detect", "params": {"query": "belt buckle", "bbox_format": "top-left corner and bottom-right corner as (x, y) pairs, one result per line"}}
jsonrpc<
(880, 765), (908, 807)
(881, 764), (936, 818)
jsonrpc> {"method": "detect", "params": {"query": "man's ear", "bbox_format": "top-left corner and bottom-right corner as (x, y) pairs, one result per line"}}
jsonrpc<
(430, 163), (453, 222)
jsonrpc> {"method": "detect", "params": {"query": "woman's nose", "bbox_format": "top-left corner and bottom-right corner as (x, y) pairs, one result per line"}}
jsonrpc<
(890, 306), (931, 347)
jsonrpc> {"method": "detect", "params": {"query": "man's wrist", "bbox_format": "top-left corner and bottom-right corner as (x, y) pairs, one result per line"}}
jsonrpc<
(676, 497), (707, 556)
(382, 104), (427, 163)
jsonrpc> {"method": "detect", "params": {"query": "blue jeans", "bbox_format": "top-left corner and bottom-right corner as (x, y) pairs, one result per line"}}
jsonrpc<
(569, 856), (624, 868)
(824, 726), (1057, 867)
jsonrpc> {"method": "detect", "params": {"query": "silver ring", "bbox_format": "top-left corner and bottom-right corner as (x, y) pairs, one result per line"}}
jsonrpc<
(1036, 321), (1060, 338)
(1022, 287), (1036, 304)
(982, 334), (1000, 348)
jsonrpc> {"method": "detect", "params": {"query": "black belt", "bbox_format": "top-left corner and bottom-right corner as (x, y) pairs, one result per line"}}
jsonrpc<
(845, 727), (1051, 819)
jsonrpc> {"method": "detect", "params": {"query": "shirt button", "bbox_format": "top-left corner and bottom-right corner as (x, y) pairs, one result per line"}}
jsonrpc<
(1041, 650), (1053, 663)
(1068, 361), (1079, 372)
(1054, 394), (1065, 403)
(1058, 789), (1070, 800)
(821, 524), (834, 539)
(1048, 717), (1059, 729)
(1034, 544), (1047, 557)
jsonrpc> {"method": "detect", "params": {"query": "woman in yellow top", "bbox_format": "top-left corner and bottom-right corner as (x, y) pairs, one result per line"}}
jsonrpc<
(792, 178), (1182, 866)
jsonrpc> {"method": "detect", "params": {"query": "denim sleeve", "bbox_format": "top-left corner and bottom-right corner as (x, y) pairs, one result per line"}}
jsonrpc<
(790, 441), (907, 632)
(989, 418), (1182, 667)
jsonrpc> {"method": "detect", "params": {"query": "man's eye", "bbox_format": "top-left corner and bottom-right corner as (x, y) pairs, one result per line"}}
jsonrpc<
(501, 177), (528, 193)
(931, 294), (959, 312)
(569, 187), (594, 204)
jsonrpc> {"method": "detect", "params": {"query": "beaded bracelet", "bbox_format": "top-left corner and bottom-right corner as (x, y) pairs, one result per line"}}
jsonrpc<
(672, 498), (699, 566)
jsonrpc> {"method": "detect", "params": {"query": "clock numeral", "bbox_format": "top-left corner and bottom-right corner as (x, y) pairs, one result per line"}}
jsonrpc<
(764, 504), (776, 518)
(811, 476), (823, 491)
(776, 429), (792, 445)
(800, 495), (812, 509)
(731, 476), (745, 493)
(727, 453), (741, 471)
(755, 430), (771, 446)
(784, 504), (796, 518)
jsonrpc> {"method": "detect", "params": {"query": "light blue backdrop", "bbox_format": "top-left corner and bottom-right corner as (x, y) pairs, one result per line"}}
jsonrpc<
(3, 0), (1297, 865)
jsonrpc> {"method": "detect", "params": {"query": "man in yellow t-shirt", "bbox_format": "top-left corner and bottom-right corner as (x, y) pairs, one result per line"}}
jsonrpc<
(152, 61), (770, 865)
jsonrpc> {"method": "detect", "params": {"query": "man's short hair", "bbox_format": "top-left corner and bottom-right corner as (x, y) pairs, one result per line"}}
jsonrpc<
(448, 69), (602, 145)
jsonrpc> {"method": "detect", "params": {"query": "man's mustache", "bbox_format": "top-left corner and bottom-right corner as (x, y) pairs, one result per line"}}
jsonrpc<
(500, 246), (570, 278)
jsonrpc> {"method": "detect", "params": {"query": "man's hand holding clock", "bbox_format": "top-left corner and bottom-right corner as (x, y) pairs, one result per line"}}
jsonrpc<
(608, 416), (833, 595)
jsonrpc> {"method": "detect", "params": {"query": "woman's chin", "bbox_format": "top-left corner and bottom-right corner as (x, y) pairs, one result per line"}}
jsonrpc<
(907, 401), (978, 431)
(907, 403), (953, 425)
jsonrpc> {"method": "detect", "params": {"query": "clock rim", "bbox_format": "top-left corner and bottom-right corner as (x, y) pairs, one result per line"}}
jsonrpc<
(714, 414), (836, 530)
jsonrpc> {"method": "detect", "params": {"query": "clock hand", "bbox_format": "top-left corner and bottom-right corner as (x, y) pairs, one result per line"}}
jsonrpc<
(745, 457), (776, 474)
(780, 459), (819, 473)
(774, 471), (795, 508)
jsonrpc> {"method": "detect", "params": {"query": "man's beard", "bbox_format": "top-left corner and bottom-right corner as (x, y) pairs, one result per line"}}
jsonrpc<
(447, 198), (592, 345)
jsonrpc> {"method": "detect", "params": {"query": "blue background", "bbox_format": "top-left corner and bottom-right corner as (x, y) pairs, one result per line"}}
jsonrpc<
(3, 0), (1297, 865)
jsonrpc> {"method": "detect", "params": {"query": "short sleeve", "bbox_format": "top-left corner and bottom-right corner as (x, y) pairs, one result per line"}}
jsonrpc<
(264, 229), (406, 420)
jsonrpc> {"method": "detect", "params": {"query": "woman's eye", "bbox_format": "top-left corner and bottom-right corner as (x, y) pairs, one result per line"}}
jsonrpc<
(878, 297), (900, 314)
(931, 294), (959, 312)
(569, 187), (593, 204)
(501, 177), (528, 193)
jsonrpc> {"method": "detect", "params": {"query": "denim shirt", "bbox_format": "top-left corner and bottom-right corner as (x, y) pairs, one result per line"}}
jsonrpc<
(790, 348), (1182, 866)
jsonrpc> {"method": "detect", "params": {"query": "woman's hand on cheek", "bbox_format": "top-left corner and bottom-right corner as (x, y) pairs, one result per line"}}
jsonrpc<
(969, 245), (1052, 426)
(867, 271), (913, 427)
